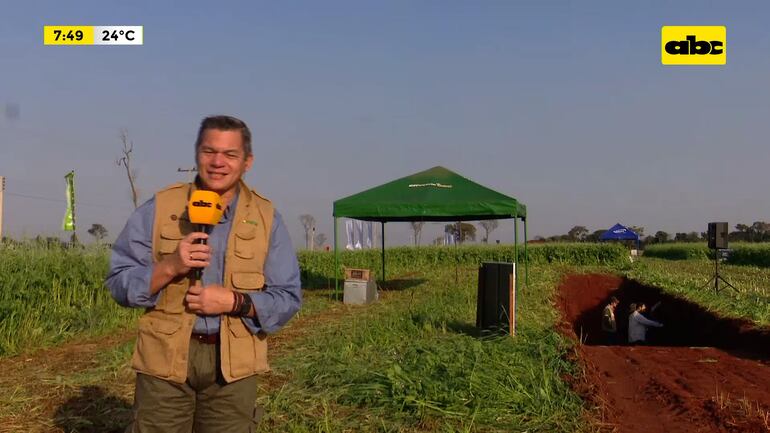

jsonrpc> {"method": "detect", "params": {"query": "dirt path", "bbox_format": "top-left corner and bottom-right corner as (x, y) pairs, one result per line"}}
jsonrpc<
(558, 274), (770, 433)
(0, 290), (365, 433)
(0, 328), (137, 433)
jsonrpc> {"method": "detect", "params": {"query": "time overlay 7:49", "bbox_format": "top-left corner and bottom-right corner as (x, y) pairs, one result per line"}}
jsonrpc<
(44, 26), (143, 45)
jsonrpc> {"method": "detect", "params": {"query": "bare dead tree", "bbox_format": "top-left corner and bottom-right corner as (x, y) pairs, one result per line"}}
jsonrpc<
(116, 129), (139, 209)
(409, 221), (425, 246)
(299, 214), (315, 250)
(479, 220), (499, 243)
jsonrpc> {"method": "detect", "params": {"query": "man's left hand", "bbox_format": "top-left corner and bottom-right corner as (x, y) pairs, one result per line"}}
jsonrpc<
(185, 284), (234, 315)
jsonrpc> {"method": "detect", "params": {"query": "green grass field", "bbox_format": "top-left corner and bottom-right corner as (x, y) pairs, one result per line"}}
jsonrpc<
(0, 242), (139, 356)
(644, 242), (770, 268)
(255, 264), (591, 432)
(2, 242), (769, 432)
(625, 257), (770, 326)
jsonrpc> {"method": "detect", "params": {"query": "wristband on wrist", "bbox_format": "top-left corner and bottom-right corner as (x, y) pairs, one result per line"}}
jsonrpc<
(238, 292), (253, 317)
(230, 292), (242, 315)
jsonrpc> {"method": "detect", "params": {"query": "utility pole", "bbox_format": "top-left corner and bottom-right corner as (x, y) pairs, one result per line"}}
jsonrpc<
(311, 226), (315, 251)
(0, 176), (5, 240)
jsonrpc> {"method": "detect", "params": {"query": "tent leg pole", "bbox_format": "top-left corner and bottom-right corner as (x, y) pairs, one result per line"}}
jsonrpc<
(381, 222), (386, 285)
(514, 218), (519, 295)
(455, 222), (459, 285)
(334, 217), (339, 300)
(524, 218), (528, 287)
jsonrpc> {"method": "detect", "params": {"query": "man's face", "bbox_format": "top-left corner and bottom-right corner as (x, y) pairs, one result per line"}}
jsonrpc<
(196, 129), (253, 195)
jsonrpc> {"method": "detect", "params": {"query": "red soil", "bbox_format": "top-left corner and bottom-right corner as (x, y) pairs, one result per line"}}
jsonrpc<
(557, 274), (770, 433)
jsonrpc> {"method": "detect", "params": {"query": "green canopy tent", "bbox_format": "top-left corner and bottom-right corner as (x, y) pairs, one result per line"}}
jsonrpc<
(332, 166), (528, 295)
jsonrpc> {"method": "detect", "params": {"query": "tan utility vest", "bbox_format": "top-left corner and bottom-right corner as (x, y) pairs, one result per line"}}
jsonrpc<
(130, 180), (274, 384)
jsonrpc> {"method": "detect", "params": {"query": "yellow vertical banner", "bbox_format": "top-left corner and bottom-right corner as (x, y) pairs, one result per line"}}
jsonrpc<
(62, 171), (76, 231)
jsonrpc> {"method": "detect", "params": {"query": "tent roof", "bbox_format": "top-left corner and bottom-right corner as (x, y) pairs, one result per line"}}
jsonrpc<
(599, 223), (639, 241)
(333, 166), (526, 222)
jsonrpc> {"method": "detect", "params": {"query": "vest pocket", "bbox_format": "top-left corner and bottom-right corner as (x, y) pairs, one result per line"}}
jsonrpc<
(159, 223), (184, 255)
(149, 315), (182, 334)
(232, 272), (265, 290)
(155, 282), (187, 313)
(234, 224), (257, 259)
(226, 316), (258, 377)
(132, 314), (184, 378)
(156, 223), (188, 312)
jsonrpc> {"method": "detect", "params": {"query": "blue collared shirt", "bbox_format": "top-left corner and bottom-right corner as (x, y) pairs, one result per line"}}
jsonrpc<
(106, 193), (302, 335)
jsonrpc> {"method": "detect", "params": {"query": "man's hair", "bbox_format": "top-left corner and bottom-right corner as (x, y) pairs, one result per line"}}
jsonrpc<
(195, 115), (252, 157)
(609, 296), (619, 305)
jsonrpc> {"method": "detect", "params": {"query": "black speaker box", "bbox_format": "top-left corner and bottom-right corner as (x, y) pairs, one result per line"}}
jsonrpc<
(708, 222), (728, 249)
(476, 262), (515, 333)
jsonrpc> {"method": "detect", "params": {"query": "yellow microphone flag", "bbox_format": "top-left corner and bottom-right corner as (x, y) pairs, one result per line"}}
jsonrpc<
(188, 190), (224, 225)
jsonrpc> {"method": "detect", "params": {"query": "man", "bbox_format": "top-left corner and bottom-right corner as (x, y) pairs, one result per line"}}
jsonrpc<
(601, 296), (620, 344)
(106, 115), (302, 432)
(628, 303), (663, 345)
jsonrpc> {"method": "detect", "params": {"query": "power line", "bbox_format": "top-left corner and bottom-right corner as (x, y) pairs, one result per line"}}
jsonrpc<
(5, 192), (132, 209)
(6, 192), (61, 203)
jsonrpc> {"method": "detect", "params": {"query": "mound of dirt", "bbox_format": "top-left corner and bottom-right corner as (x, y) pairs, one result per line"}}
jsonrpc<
(557, 274), (770, 433)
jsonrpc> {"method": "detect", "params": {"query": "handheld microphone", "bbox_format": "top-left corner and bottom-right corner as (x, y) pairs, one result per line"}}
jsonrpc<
(187, 190), (224, 281)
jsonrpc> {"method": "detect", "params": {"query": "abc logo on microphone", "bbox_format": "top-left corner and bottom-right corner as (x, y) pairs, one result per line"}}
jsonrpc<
(188, 190), (224, 226)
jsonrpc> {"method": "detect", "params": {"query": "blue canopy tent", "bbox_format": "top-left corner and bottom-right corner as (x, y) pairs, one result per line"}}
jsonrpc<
(600, 223), (640, 249)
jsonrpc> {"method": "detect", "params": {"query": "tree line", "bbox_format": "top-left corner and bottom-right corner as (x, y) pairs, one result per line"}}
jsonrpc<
(536, 221), (770, 245)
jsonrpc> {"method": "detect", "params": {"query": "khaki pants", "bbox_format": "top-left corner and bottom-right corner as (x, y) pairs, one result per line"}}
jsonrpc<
(127, 339), (263, 433)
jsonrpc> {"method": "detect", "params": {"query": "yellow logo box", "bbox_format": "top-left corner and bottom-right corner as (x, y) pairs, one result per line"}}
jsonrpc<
(661, 26), (726, 65)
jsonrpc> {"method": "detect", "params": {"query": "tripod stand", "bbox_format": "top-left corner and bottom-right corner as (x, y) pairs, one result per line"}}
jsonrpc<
(701, 248), (738, 293)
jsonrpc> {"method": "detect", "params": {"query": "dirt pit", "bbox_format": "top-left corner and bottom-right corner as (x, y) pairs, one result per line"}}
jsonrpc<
(557, 274), (770, 433)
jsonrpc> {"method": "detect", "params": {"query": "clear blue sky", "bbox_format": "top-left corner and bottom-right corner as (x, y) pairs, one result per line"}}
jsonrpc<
(2, 1), (769, 246)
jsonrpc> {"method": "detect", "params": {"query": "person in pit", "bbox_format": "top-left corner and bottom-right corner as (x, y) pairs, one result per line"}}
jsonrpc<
(601, 296), (620, 344)
(628, 302), (663, 345)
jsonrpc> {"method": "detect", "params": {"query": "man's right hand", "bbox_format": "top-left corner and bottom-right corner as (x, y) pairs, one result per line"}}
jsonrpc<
(149, 232), (210, 296)
(168, 232), (211, 276)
